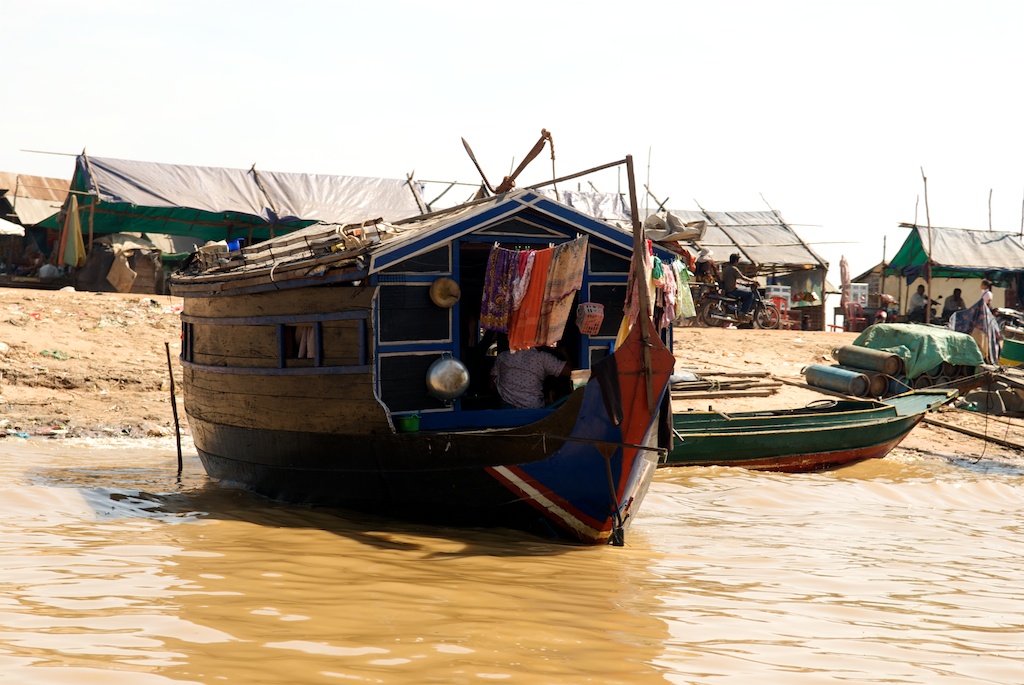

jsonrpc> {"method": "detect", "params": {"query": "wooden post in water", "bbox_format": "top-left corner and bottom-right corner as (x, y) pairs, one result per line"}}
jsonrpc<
(164, 342), (183, 475)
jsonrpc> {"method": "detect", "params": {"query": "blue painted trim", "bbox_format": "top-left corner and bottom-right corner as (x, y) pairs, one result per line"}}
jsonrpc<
(377, 343), (452, 354)
(182, 359), (371, 376)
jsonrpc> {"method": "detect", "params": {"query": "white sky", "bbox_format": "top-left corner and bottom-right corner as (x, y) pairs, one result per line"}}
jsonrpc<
(4, 0), (1023, 285)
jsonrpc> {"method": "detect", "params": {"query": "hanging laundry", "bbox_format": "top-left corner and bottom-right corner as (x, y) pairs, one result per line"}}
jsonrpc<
(479, 245), (520, 332)
(616, 239), (654, 349)
(512, 249), (535, 310)
(674, 261), (696, 320)
(508, 248), (553, 351)
(659, 260), (678, 329)
(538, 235), (589, 346)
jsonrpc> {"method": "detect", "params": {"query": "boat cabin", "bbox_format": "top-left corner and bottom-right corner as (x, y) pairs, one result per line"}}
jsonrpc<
(173, 189), (678, 434)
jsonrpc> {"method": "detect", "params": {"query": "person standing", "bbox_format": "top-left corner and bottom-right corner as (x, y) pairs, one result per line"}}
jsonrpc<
(981, 280), (993, 309)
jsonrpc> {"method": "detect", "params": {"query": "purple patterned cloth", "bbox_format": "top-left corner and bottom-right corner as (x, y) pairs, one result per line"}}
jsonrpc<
(479, 245), (519, 332)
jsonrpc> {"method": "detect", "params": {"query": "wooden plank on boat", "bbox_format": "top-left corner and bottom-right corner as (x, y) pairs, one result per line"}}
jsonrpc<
(184, 284), (376, 318)
(671, 389), (778, 399)
(184, 369), (390, 432)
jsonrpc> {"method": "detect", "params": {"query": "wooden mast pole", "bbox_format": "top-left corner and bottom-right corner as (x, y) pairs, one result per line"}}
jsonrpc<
(921, 167), (933, 325)
(625, 155), (655, 413)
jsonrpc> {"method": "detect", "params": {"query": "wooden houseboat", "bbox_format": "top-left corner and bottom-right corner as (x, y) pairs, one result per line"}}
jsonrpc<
(169, 172), (678, 545)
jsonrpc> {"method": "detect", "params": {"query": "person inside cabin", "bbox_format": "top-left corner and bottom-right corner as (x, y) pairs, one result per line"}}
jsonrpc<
(721, 253), (757, 316)
(490, 336), (571, 409)
(941, 288), (966, 320)
(693, 248), (721, 285)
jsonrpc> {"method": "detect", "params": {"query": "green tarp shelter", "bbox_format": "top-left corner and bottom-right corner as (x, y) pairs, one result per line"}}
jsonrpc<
(40, 154), (426, 244)
(886, 224), (1024, 282)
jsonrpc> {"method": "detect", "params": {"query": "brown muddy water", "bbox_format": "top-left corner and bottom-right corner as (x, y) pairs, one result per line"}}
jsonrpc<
(1, 438), (1023, 684)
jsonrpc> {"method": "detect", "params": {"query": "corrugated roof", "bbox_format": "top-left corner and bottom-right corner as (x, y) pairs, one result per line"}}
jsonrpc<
(0, 172), (69, 225)
(537, 189), (827, 272)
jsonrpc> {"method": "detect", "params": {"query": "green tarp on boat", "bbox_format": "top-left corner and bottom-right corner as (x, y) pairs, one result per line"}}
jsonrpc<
(852, 323), (984, 378)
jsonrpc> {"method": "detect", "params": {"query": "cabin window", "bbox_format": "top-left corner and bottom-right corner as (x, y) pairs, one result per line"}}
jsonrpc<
(476, 218), (564, 238)
(587, 284), (627, 336)
(279, 322), (322, 366)
(180, 322), (194, 363)
(589, 246), (630, 274)
(379, 353), (446, 412)
(379, 284), (450, 343)
(381, 246), (450, 274)
(590, 346), (611, 367)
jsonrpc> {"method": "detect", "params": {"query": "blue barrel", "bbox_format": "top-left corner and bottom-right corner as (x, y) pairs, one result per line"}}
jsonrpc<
(833, 345), (904, 376)
(835, 365), (888, 397)
(887, 375), (911, 396)
(804, 364), (870, 397)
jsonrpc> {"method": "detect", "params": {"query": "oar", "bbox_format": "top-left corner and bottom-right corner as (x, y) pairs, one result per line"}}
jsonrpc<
(461, 137), (494, 193)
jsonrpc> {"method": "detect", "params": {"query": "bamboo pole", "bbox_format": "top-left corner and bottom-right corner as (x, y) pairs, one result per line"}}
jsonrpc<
(923, 416), (1024, 452)
(921, 168), (933, 325)
(625, 155), (656, 414)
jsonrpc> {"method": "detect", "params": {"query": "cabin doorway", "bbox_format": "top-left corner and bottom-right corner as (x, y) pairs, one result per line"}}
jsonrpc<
(457, 241), (580, 411)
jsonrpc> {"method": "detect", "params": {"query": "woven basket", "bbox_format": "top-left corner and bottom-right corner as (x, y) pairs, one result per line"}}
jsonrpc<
(576, 302), (605, 335)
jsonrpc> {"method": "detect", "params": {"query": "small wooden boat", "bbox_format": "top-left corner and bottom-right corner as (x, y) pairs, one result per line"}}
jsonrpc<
(664, 389), (956, 472)
(169, 157), (677, 545)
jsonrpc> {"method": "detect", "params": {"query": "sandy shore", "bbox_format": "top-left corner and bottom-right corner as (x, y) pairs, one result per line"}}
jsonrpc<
(0, 286), (1020, 462)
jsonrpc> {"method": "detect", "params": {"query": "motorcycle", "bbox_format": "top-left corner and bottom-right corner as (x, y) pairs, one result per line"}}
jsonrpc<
(994, 307), (1024, 334)
(698, 284), (781, 329)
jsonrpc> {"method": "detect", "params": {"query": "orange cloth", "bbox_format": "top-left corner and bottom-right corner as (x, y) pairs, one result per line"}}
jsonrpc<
(508, 247), (553, 351)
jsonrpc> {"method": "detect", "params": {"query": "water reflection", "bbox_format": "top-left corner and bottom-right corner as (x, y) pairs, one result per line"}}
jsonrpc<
(1, 439), (671, 684)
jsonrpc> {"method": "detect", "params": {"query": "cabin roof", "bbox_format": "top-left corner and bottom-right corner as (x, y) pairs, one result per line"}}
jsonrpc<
(368, 190), (647, 273)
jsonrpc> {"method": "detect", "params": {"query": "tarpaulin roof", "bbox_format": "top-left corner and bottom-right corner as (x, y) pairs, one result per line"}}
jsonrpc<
(538, 190), (825, 271)
(39, 155), (425, 243)
(667, 209), (828, 272)
(887, 224), (1024, 279)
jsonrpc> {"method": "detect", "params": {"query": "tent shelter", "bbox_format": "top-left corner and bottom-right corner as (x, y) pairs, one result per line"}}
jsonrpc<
(41, 154), (426, 245)
(884, 224), (1024, 311)
(0, 172), (70, 285)
(0, 172), (68, 226)
(35, 154), (428, 293)
(667, 209), (830, 329)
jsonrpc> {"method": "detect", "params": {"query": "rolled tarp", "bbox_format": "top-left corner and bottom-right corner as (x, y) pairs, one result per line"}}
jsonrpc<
(833, 345), (904, 376)
(803, 364), (870, 397)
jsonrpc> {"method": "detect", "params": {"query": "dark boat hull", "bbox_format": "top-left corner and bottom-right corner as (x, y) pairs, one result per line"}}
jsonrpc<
(188, 317), (676, 545)
(665, 390), (956, 472)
